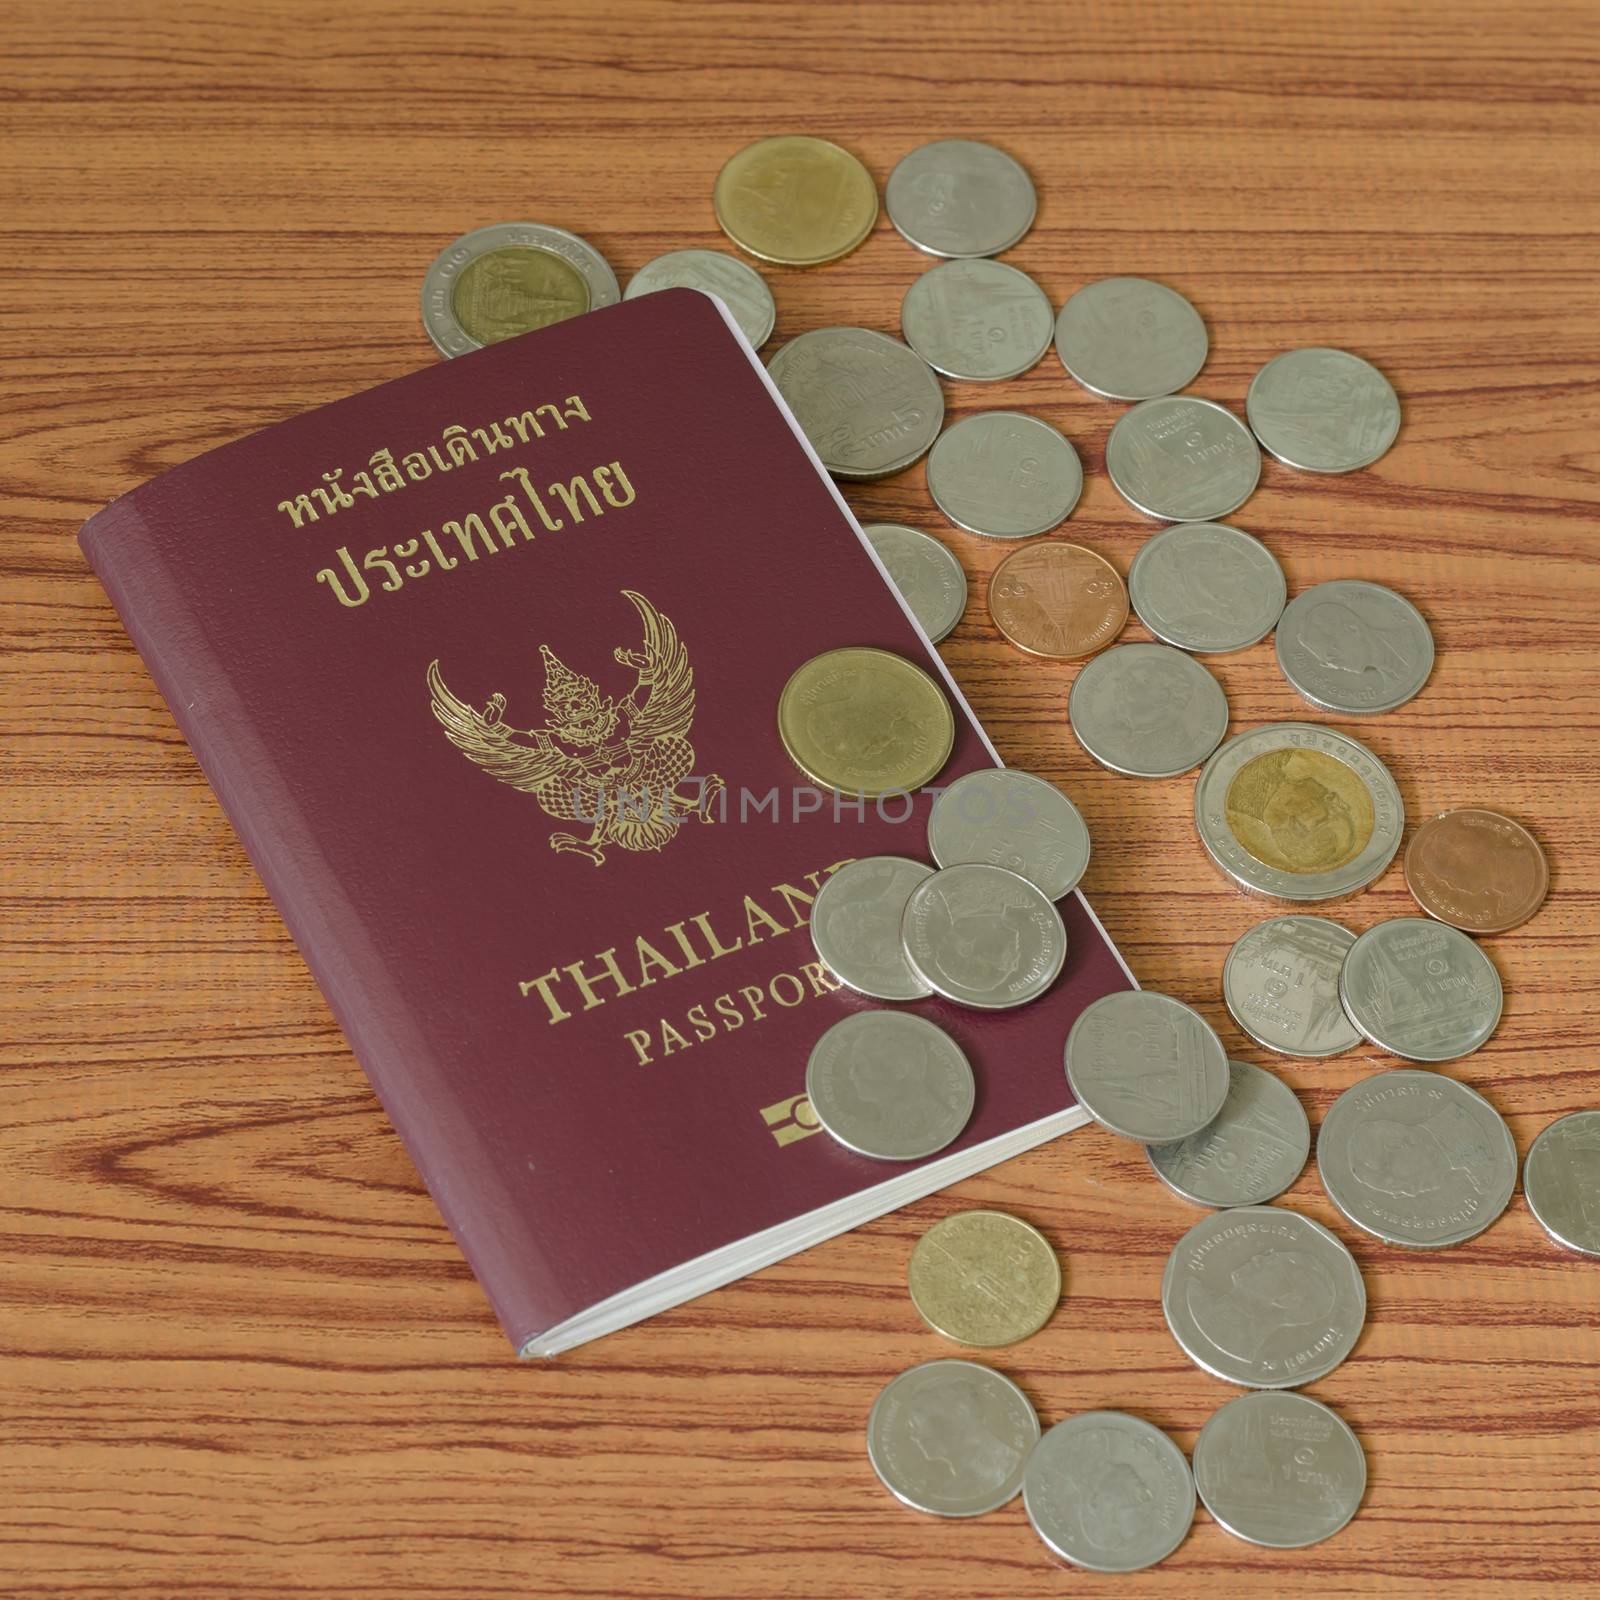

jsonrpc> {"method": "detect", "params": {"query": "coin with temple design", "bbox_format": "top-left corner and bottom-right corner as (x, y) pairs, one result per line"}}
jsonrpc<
(714, 135), (878, 265)
(1524, 1110), (1600, 1257)
(988, 541), (1128, 659)
(908, 1210), (1062, 1346)
(1247, 346), (1401, 473)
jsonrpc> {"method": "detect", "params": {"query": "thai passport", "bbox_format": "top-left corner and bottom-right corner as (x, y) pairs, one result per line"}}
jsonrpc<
(78, 289), (1135, 1357)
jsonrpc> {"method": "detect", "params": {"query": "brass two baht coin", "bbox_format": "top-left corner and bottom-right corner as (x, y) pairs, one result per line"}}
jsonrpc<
(714, 135), (877, 265)
(908, 1210), (1061, 1346)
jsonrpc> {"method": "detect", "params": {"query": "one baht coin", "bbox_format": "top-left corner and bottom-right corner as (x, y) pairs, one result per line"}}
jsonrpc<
(1127, 521), (1286, 654)
(623, 248), (776, 348)
(926, 767), (1091, 900)
(1105, 396), (1261, 522)
(1068, 642), (1229, 778)
(1194, 723), (1404, 902)
(908, 1210), (1062, 1347)
(1275, 579), (1434, 715)
(809, 856), (934, 1001)
(1246, 347), (1401, 473)
(862, 523), (967, 644)
(1405, 807), (1550, 934)
(1054, 276), (1208, 401)
(1223, 916), (1362, 1057)
(884, 138), (1037, 258)
(777, 646), (954, 797)
(1524, 1110), (1600, 1258)
(900, 258), (1054, 381)
(988, 541), (1128, 659)
(927, 411), (1082, 537)
(421, 222), (620, 357)
(713, 135), (877, 266)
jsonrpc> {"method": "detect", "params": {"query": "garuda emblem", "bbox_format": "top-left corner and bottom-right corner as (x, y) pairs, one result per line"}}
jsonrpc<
(427, 590), (722, 867)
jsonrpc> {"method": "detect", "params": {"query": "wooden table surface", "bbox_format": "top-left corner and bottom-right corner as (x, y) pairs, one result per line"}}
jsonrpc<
(4, 2), (1598, 1595)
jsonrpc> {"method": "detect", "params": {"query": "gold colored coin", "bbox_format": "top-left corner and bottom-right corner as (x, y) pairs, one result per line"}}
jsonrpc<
(777, 646), (955, 797)
(714, 136), (878, 266)
(1224, 747), (1375, 875)
(908, 1210), (1062, 1348)
(450, 246), (591, 345)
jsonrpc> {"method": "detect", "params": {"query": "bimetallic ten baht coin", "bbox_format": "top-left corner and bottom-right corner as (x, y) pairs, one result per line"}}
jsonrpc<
(908, 1210), (1062, 1346)
(1064, 990), (1230, 1143)
(1161, 1206), (1367, 1388)
(862, 523), (967, 644)
(1147, 1061), (1310, 1209)
(1127, 522), (1287, 654)
(713, 135), (877, 266)
(1247, 347), (1401, 473)
(1053, 276), (1209, 401)
(809, 856), (934, 1001)
(926, 412), (1082, 538)
(420, 222), (620, 357)
(777, 646), (955, 797)
(901, 864), (1067, 1010)
(1276, 579), (1434, 715)
(900, 258), (1054, 381)
(1194, 723), (1404, 902)
(623, 249), (776, 349)
(1338, 917), (1504, 1063)
(1223, 916), (1362, 1058)
(1106, 396), (1261, 522)
(1068, 643), (1229, 778)
(926, 767), (1091, 900)
(867, 1359), (1040, 1517)
(884, 139), (1037, 258)
(988, 541), (1128, 659)
(1317, 1069), (1517, 1247)
(1405, 808), (1550, 934)
(1194, 1391), (1366, 1548)
(805, 1011), (974, 1161)
(1523, 1110), (1600, 1257)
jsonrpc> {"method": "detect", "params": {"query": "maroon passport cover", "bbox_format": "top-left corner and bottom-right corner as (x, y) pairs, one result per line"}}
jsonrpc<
(79, 289), (1134, 1357)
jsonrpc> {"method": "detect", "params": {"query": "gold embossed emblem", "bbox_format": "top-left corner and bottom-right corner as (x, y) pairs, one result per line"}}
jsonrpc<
(450, 245), (590, 345)
(1225, 748), (1375, 874)
(713, 135), (878, 266)
(908, 1210), (1062, 1347)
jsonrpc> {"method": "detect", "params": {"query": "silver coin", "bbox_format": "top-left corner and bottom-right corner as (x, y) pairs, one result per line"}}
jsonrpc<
(623, 248), (775, 349)
(1106, 396), (1261, 522)
(1194, 723), (1405, 902)
(1247, 347), (1401, 473)
(1023, 1411), (1195, 1572)
(862, 523), (967, 643)
(1194, 1391), (1366, 1548)
(1223, 916), (1362, 1058)
(1317, 1068), (1516, 1247)
(1064, 990), (1230, 1143)
(1069, 643), (1229, 778)
(1338, 917), (1503, 1063)
(809, 856), (935, 1001)
(1127, 522), (1286, 654)
(1053, 277), (1208, 401)
(1275, 579), (1434, 715)
(420, 222), (620, 358)
(1161, 1205), (1366, 1388)
(1147, 1061), (1311, 1209)
(884, 139), (1037, 258)
(1523, 1110), (1600, 1258)
(926, 767), (1091, 900)
(901, 863), (1067, 1010)
(926, 411), (1082, 538)
(766, 327), (944, 480)
(805, 1011), (974, 1161)
(900, 258), (1053, 382)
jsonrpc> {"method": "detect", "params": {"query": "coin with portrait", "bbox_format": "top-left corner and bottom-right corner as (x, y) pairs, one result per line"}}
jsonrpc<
(1127, 521), (1286, 654)
(808, 856), (934, 1001)
(1524, 1110), (1600, 1258)
(1404, 807), (1549, 934)
(1276, 579), (1434, 715)
(862, 523), (967, 644)
(1068, 642), (1229, 778)
(908, 1210), (1062, 1346)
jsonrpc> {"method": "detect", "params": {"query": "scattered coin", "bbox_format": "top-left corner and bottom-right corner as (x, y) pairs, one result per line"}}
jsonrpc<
(1338, 917), (1503, 1062)
(623, 248), (776, 348)
(908, 1210), (1062, 1346)
(1147, 1061), (1311, 1209)
(1105, 396), (1261, 522)
(1223, 916), (1362, 1057)
(805, 1011), (975, 1161)
(420, 222), (619, 357)
(988, 541), (1128, 658)
(1317, 1068), (1517, 1247)
(767, 327), (944, 480)
(926, 767), (1091, 899)
(1247, 347), (1401, 473)
(1194, 1391), (1366, 1548)
(1523, 1110), (1600, 1258)
(901, 863), (1068, 1010)
(1064, 990), (1230, 1143)
(1194, 723), (1404, 901)
(1405, 807), (1550, 934)
(713, 135), (877, 266)
(809, 856), (935, 1001)
(862, 522), (967, 643)
(1276, 579), (1434, 715)
(901, 258), (1054, 381)
(926, 412), (1082, 538)
(1053, 276), (1209, 400)
(777, 646), (955, 797)
(1161, 1205), (1367, 1387)
(1068, 642), (1229, 778)
(1127, 521), (1287, 654)
(1023, 1411), (1196, 1572)
(884, 139), (1037, 258)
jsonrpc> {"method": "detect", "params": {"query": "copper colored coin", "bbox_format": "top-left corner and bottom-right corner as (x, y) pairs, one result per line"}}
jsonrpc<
(1404, 807), (1549, 934)
(987, 542), (1129, 659)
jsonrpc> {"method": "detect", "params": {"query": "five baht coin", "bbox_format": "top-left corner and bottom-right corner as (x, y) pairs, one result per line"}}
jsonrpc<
(927, 412), (1082, 537)
(806, 1011), (974, 1161)
(1524, 1110), (1600, 1257)
(1128, 521), (1287, 654)
(1276, 579), (1434, 715)
(713, 135), (877, 266)
(767, 326), (944, 479)
(421, 222), (619, 357)
(1161, 1205), (1366, 1387)
(1194, 723), (1404, 901)
(1317, 1068), (1517, 1247)
(1054, 276), (1208, 401)
(1405, 807), (1550, 934)
(1338, 917), (1504, 1062)
(777, 646), (955, 796)
(988, 541), (1128, 659)
(1068, 643), (1229, 778)
(624, 248), (776, 348)
(1106, 396), (1261, 522)
(884, 138), (1037, 258)
(908, 1210), (1062, 1346)
(1247, 347), (1401, 473)
(926, 767), (1091, 899)
(809, 856), (934, 1001)
(1223, 916), (1362, 1057)
(863, 522), (967, 643)
(867, 1359), (1039, 1516)
(901, 864), (1068, 1010)
(901, 258), (1054, 381)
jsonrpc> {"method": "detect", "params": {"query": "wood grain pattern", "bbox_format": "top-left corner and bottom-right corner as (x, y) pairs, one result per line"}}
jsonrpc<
(3, 1), (1598, 1594)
